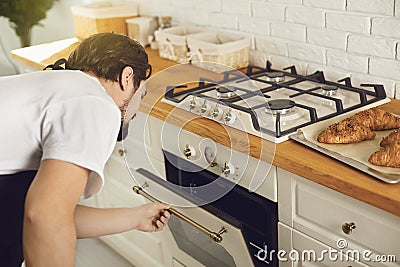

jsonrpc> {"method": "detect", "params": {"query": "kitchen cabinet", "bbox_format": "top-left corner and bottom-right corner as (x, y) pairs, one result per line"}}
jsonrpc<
(92, 112), (172, 267)
(278, 168), (400, 267)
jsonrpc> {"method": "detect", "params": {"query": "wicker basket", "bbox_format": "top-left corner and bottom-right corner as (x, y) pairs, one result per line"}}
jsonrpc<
(71, 2), (138, 40)
(186, 31), (250, 72)
(154, 26), (205, 63)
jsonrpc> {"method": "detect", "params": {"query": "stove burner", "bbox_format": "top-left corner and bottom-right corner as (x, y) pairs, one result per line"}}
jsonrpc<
(265, 72), (285, 83)
(321, 85), (339, 96)
(216, 86), (237, 99)
(265, 99), (296, 115)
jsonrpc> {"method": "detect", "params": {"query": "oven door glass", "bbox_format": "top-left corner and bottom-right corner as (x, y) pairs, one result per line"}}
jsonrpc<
(168, 215), (236, 267)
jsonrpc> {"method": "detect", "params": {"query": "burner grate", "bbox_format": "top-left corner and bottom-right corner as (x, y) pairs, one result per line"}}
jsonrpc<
(163, 60), (387, 141)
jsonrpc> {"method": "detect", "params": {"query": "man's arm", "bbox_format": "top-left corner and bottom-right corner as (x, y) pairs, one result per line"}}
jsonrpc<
(23, 159), (89, 267)
(74, 202), (171, 238)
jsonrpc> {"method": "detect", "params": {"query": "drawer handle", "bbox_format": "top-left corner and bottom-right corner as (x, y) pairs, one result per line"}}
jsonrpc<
(133, 185), (226, 243)
(342, 222), (356, 235)
(118, 149), (126, 156)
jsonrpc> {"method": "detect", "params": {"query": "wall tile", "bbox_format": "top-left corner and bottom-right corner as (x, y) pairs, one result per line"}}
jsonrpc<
(252, 2), (285, 21)
(210, 13), (238, 30)
(286, 6), (325, 27)
(303, 0), (346, 10)
(238, 16), (270, 35)
(347, 0), (394, 16)
(372, 18), (400, 39)
(370, 58), (400, 80)
(327, 50), (368, 73)
(255, 36), (288, 56)
(194, 0), (222, 12)
(307, 28), (347, 50)
(326, 13), (371, 34)
(222, 0), (251, 16)
(348, 34), (396, 59)
(271, 21), (306, 42)
(288, 42), (326, 64)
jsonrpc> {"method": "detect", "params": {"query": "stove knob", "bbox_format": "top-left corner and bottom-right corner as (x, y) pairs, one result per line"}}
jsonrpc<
(188, 97), (199, 112)
(223, 109), (237, 124)
(200, 100), (211, 115)
(210, 105), (223, 120)
(222, 162), (235, 176)
(183, 144), (196, 159)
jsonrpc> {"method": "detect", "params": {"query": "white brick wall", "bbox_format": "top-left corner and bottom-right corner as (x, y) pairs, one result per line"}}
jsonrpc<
(222, 0), (251, 16)
(307, 28), (347, 50)
(326, 13), (371, 34)
(288, 43), (326, 64)
(347, 0), (394, 16)
(370, 58), (400, 80)
(194, 0), (221, 12)
(303, 0), (345, 10)
(238, 16), (270, 35)
(396, 84), (400, 99)
(251, 2), (285, 21)
(347, 35), (396, 59)
(286, 6), (325, 27)
(134, 0), (400, 99)
(270, 21), (306, 42)
(372, 18), (400, 39)
(255, 37), (287, 56)
(209, 13), (238, 30)
(327, 50), (368, 73)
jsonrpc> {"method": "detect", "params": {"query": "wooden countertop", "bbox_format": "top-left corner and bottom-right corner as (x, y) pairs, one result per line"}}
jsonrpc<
(11, 39), (400, 217)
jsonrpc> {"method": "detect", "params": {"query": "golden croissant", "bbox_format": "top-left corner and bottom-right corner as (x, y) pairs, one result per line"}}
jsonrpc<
(380, 130), (400, 147)
(317, 122), (376, 144)
(343, 107), (400, 131)
(368, 143), (400, 168)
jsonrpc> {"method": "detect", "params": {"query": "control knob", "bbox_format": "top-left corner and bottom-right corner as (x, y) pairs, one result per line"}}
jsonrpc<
(222, 162), (235, 176)
(223, 109), (237, 124)
(188, 96), (199, 112)
(200, 100), (211, 116)
(183, 144), (196, 159)
(210, 104), (223, 120)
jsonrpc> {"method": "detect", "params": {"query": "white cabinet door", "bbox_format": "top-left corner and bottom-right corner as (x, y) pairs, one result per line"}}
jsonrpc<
(278, 168), (400, 267)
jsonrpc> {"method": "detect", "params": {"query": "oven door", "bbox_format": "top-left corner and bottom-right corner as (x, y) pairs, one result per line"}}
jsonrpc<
(130, 152), (278, 266)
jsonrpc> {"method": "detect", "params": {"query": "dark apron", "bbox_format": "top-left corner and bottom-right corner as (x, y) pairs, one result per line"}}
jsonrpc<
(0, 170), (36, 267)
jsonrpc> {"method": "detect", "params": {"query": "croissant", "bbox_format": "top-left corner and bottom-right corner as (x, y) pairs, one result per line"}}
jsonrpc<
(368, 143), (400, 168)
(380, 130), (400, 147)
(317, 122), (376, 144)
(343, 107), (400, 131)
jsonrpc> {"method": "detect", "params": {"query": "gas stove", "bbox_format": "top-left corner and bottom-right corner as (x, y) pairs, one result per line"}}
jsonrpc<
(161, 61), (388, 143)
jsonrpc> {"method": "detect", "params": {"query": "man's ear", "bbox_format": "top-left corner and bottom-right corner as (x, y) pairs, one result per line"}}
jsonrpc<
(121, 66), (134, 91)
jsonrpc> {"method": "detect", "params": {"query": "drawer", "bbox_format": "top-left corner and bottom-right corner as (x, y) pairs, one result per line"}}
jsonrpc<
(279, 223), (368, 267)
(278, 169), (400, 267)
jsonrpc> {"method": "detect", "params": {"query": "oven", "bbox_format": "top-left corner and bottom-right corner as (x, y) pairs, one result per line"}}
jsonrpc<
(127, 122), (278, 267)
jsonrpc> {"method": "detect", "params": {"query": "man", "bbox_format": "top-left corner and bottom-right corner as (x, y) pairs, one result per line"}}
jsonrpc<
(0, 33), (170, 267)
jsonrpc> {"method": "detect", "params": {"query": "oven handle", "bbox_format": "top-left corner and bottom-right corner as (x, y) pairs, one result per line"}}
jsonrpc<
(132, 185), (227, 243)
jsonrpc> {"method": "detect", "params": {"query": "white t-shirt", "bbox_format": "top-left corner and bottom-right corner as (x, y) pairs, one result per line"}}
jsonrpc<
(0, 70), (121, 198)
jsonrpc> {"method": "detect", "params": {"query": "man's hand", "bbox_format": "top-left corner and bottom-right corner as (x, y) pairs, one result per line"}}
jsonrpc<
(132, 203), (171, 232)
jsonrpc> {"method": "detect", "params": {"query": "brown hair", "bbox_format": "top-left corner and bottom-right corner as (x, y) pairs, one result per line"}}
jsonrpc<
(67, 33), (152, 90)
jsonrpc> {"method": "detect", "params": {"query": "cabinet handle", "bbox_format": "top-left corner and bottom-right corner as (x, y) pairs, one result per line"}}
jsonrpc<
(118, 149), (126, 156)
(133, 185), (227, 243)
(342, 222), (356, 235)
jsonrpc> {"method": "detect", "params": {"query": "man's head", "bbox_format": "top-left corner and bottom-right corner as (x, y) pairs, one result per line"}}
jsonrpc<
(68, 32), (151, 90)
(68, 33), (152, 140)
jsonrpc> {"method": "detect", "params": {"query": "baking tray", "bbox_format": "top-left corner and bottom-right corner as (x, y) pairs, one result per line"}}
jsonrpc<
(289, 109), (400, 184)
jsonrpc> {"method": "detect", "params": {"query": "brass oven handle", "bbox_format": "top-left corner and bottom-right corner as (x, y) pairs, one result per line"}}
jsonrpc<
(133, 186), (227, 243)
